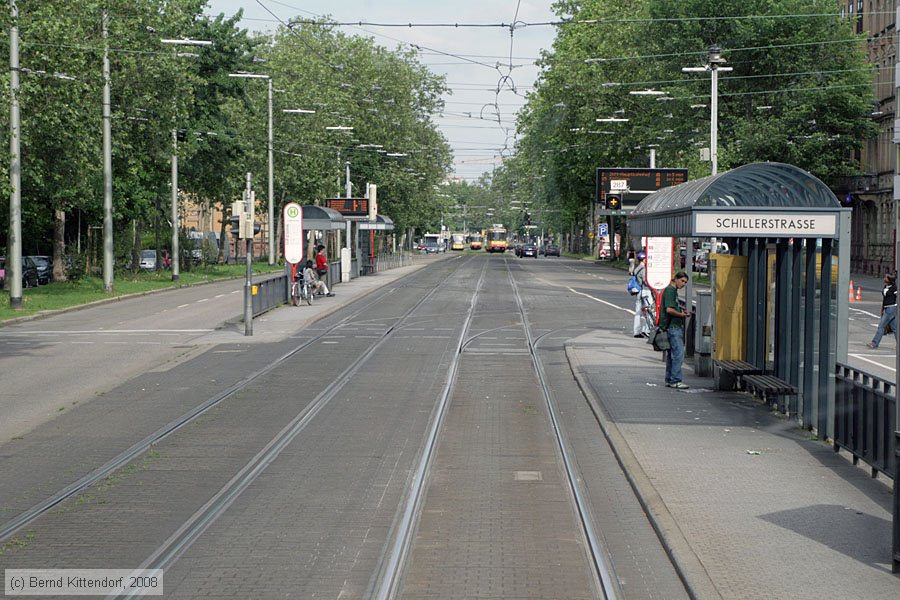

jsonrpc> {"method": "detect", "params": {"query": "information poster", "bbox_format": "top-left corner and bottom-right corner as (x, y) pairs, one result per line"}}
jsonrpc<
(644, 236), (674, 291)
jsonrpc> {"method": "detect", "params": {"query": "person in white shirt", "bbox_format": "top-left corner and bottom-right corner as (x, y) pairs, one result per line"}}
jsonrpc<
(303, 259), (334, 297)
(632, 250), (654, 338)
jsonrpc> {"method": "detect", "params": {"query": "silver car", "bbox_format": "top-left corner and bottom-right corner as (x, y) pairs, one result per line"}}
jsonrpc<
(139, 249), (157, 271)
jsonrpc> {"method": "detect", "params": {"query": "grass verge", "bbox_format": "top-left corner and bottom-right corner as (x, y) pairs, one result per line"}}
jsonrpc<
(0, 262), (282, 323)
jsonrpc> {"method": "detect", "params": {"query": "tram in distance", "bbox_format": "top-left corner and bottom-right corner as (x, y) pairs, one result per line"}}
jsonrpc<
(468, 233), (483, 250)
(450, 233), (466, 251)
(485, 225), (508, 253)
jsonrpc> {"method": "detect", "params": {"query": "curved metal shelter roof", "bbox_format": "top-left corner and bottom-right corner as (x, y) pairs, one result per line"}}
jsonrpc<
(302, 205), (346, 231)
(629, 163), (843, 238)
(358, 214), (394, 231)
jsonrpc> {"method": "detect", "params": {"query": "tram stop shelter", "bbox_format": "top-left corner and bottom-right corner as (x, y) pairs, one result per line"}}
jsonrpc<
(629, 162), (851, 436)
(358, 215), (395, 274)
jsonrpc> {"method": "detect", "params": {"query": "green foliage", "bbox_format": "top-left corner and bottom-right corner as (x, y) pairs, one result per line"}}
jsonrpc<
(0, 3), (450, 278)
(512, 0), (876, 236)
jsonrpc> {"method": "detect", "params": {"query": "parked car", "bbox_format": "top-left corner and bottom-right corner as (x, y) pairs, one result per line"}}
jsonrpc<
(695, 250), (710, 273)
(28, 255), (52, 284)
(0, 256), (39, 288)
(544, 245), (560, 257)
(520, 244), (537, 258)
(139, 249), (157, 271)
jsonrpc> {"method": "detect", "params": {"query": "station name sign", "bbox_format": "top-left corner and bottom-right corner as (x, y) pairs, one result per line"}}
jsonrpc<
(694, 212), (838, 238)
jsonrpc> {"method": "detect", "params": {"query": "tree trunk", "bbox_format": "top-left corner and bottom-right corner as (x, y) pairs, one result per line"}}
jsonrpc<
(53, 209), (67, 282)
(217, 198), (228, 264)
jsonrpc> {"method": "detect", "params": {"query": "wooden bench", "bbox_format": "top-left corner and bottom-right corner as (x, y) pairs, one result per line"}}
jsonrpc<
(714, 360), (762, 390)
(742, 374), (800, 416)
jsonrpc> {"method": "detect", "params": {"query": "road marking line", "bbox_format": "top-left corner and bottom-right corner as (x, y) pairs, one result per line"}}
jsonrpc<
(850, 307), (880, 319)
(71, 341), (94, 344)
(849, 353), (896, 372)
(10, 329), (214, 334)
(195, 298), (208, 303)
(136, 342), (161, 345)
(213, 350), (243, 353)
(104, 341), (128, 345)
(322, 341), (339, 344)
(215, 294), (225, 298)
(177, 303), (190, 308)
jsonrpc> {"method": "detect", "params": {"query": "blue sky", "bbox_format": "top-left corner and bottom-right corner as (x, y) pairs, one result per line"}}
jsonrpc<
(203, 1), (558, 181)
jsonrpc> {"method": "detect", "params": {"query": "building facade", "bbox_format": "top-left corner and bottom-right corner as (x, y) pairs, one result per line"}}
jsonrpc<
(844, 0), (896, 275)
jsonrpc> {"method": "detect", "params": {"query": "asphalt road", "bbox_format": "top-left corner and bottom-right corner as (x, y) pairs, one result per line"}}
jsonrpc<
(0, 279), (245, 443)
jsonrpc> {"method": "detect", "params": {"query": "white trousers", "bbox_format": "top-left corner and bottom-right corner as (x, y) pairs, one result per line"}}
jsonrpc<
(633, 289), (654, 336)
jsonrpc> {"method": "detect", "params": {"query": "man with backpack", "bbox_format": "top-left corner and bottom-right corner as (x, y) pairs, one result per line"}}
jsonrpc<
(630, 250), (654, 338)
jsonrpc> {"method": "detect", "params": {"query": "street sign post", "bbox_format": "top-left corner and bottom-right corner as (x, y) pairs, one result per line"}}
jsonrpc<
(283, 202), (303, 278)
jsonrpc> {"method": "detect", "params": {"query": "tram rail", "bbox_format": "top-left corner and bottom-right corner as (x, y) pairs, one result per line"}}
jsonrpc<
(0, 256), (468, 546)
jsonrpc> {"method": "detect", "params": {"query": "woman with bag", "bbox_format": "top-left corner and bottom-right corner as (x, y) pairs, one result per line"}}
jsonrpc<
(315, 244), (328, 278)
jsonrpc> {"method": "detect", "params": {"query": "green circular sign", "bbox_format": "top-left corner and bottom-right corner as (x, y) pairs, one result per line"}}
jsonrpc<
(287, 206), (300, 218)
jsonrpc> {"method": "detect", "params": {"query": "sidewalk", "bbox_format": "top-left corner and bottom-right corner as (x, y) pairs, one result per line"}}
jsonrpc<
(566, 331), (898, 599)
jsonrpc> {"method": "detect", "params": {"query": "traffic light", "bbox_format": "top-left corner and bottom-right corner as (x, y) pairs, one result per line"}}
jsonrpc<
(229, 202), (243, 237)
(605, 194), (622, 210)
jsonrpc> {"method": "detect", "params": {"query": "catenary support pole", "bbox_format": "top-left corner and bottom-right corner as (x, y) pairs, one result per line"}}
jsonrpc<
(267, 78), (274, 265)
(102, 10), (113, 292)
(170, 128), (179, 281)
(244, 173), (253, 336)
(8, 0), (22, 308)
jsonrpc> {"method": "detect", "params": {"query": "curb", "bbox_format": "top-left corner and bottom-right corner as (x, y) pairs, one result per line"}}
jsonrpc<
(226, 260), (432, 332)
(0, 273), (279, 328)
(565, 345), (723, 600)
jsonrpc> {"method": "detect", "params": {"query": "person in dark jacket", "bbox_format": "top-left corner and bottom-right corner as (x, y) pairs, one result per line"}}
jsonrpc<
(867, 273), (897, 349)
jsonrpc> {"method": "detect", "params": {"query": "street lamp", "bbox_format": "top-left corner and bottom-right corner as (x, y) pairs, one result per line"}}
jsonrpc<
(682, 45), (732, 175)
(229, 72), (275, 265)
(162, 38), (212, 281)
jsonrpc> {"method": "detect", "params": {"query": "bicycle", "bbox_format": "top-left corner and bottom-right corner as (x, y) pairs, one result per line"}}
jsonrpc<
(291, 276), (313, 306)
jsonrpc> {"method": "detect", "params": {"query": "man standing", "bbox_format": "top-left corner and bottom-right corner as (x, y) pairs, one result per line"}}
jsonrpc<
(661, 271), (690, 389)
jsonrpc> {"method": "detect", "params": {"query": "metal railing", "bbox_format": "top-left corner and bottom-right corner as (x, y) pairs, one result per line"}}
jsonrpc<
(834, 362), (896, 479)
(251, 273), (289, 317)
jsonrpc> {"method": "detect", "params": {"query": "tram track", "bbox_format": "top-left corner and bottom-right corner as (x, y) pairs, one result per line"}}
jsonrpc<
(103, 255), (480, 598)
(506, 257), (623, 600)
(372, 256), (621, 600)
(0, 256), (467, 546)
(369, 259), (489, 600)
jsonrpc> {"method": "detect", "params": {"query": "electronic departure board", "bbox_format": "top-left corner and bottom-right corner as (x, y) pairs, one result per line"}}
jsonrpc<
(325, 197), (369, 217)
(595, 168), (688, 209)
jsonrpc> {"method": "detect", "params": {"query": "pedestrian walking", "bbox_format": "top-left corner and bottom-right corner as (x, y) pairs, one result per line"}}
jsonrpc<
(661, 271), (690, 389)
(632, 251), (653, 338)
(867, 273), (897, 349)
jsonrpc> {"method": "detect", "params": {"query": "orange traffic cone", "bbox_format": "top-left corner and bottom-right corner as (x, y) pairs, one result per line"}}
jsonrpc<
(849, 280), (855, 302)
(856, 286), (862, 301)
